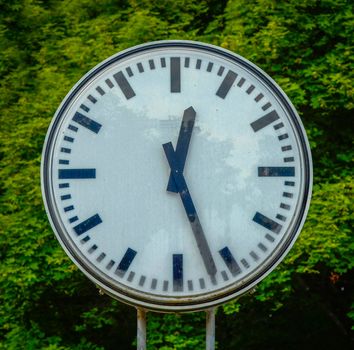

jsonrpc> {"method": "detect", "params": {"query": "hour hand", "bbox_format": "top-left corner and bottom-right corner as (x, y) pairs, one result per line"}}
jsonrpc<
(163, 142), (217, 278)
(166, 106), (196, 193)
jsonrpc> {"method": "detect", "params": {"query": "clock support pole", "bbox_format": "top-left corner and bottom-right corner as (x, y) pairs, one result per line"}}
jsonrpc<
(137, 308), (147, 350)
(206, 307), (216, 350)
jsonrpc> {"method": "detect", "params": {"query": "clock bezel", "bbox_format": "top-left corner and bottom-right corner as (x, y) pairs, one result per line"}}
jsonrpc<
(41, 40), (312, 312)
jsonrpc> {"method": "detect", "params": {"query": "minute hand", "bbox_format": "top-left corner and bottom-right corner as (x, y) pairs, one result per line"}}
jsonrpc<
(163, 142), (217, 278)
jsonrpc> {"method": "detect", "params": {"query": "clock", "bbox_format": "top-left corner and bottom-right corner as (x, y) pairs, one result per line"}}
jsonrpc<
(41, 40), (312, 312)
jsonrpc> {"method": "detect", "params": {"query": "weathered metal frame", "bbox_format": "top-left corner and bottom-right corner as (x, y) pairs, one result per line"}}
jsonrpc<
(41, 40), (313, 312)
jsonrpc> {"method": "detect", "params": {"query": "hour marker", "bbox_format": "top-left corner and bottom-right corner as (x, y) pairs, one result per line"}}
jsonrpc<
(246, 85), (255, 94)
(64, 136), (74, 143)
(207, 62), (213, 72)
(81, 236), (90, 243)
(69, 216), (78, 223)
(126, 67), (133, 77)
(105, 78), (114, 88)
(60, 194), (71, 200)
(60, 147), (71, 154)
(274, 122), (284, 130)
(87, 95), (97, 104)
(265, 234), (275, 242)
(280, 203), (291, 210)
(278, 133), (289, 140)
(151, 278), (157, 290)
(258, 243), (267, 252)
(258, 167), (295, 177)
(237, 77), (245, 87)
(276, 214), (286, 221)
(64, 205), (74, 212)
(161, 57), (166, 68)
(59, 183), (69, 188)
(137, 62), (144, 73)
(96, 253), (106, 262)
(88, 244), (98, 254)
(170, 57), (181, 93)
(96, 86), (105, 96)
(199, 278), (206, 289)
(59, 159), (69, 165)
(262, 102), (271, 111)
(253, 212), (282, 234)
(127, 271), (135, 282)
(284, 157), (294, 162)
(72, 112), (102, 133)
(216, 70), (237, 99)
(250, 251), (259, 261)
(163, 280), (169, 291)
(251, 110), (280, 132)
(187, 280), (193, 291)
(113, 71), (136, 100)
(241, 259), (250, 268)
(139, 275), (146, 287)
(285, 181), (295, 186)
(106, 260), (115, 270)
(184, 57), (190, 67)
(173, 254), (183, 291)
(115, 248), (137, 277)
(219, 246), (241, 276)
(255, 93), (264, 102)
(221, 270), (229, 281)
(68, 124), (78, 132)
(73, 214), (102, 235)
(58, 168), (96, 179)
(80, 104), (90, 112)
(196, 59), (202, 69)
(283, 192), (293, 198)
(149, 59), (155, 70)
(217, 66), (225, 76)
(282, 145), (292, 152)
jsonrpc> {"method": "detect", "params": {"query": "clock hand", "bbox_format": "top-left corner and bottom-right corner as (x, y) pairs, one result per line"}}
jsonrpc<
(163, 142), (217, 280)
(166, 106), (196, 193)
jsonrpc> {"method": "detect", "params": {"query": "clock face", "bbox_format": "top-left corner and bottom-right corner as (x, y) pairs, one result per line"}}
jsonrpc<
(41, 41), (312, 311)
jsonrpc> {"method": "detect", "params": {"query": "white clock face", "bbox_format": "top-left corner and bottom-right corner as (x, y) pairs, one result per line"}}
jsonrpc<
(42, 41), (312, 311)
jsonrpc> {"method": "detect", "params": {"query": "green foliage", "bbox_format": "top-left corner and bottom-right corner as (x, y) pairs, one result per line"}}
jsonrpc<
(0, 0), (353, 348)
(145, 313), (205, 349)
(291, 178), (353, 274)
(222, 0), (354, 110)
(349, 303), (354, 330)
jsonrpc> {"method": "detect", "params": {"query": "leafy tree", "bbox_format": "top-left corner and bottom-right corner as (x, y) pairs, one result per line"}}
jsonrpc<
(0, 0), (353, 349)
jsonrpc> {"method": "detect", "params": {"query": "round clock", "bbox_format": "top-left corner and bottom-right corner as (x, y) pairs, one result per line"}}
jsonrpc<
(41, 40), (312, 312)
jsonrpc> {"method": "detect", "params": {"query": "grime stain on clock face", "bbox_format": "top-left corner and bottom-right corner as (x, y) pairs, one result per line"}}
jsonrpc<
(43, 42), (311, 310)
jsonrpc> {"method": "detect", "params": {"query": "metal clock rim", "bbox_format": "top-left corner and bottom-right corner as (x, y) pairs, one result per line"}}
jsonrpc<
(41, 40), (313, 312)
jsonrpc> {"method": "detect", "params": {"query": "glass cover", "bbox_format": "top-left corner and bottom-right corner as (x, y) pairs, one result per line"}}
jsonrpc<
(42, 42), (311, 310)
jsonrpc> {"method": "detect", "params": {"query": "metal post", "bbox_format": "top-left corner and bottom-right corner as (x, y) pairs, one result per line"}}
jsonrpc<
(137, 308), (147, 350)
(206, 307), (216, 350)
